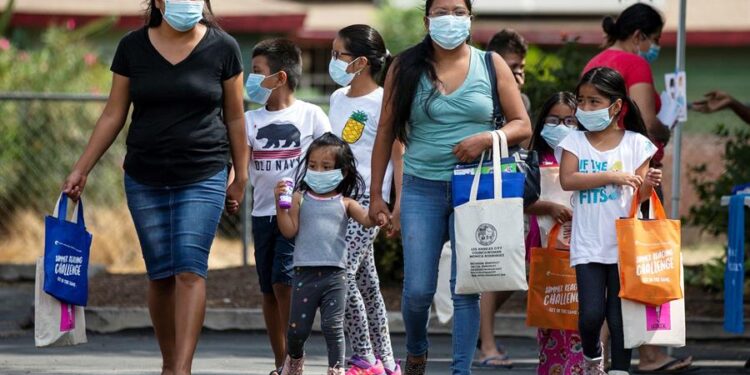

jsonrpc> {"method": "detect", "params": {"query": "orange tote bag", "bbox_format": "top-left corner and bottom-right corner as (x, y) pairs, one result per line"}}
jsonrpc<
(527, 224), (579, 331)
(617, 190), (682, 306)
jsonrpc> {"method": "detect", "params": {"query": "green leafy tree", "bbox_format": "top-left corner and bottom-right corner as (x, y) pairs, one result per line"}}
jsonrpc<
(686, 124), (750, 292)
(0, 21), (117, 231)
(524, 40), (588, 118)
(376, 0), (425, 55)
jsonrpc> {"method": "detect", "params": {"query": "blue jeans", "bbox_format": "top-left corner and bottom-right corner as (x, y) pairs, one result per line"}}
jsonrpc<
(400, 174), (480, 375)
(125, 168), (227, 280)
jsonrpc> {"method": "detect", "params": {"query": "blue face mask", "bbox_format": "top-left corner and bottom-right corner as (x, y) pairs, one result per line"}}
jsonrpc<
(245, 73), (277, 105)
(428, 15), (471, 50)
(328, 57), (362, 87)
(639, 42), (661, 64)
(304, 169), (344, 194)
(541, 124), (574, 149)
(576, 104), (615, 132)
(163, 0), (204, 32)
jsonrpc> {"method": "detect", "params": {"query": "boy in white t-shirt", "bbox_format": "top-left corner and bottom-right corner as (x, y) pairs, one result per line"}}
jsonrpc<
(244, 38), (331, 375)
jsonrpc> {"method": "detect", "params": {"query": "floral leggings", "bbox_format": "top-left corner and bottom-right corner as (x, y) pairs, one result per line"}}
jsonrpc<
(343, 196), (394, 365)
(537, 329), (585, 375)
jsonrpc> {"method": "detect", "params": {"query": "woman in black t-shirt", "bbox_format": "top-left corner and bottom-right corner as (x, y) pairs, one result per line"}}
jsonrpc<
(63, 1), (248, 373)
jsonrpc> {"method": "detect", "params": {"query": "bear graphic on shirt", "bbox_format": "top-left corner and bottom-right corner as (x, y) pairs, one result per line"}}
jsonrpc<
(257, 123), (301, 149)
(252, 122), (303, 171)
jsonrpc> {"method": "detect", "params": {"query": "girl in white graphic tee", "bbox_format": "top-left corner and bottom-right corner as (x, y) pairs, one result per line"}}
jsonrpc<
(556, 67), (662, 375)
(327, 24), (402, 375)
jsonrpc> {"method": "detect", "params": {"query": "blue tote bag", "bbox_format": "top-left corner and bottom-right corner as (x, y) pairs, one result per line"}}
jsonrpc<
(452, 130), (525, 207)
(43, 193), (93, 306)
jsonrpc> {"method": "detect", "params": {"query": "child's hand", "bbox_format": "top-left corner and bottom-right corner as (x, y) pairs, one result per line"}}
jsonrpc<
(376, 212), (389, 228)
(645, 168), (662, 187)
(273, 181), (287, 205)
(607, 171), (643, 189)
(550, 203), (573, 224)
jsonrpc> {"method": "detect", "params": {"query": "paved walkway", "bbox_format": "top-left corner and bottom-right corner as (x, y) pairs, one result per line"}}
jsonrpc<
(1, 330), (749, 374)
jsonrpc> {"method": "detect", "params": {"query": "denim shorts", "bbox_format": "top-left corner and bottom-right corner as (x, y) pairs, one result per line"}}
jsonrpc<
(125, 168), (227, 280)
(252, 215), (295, 294)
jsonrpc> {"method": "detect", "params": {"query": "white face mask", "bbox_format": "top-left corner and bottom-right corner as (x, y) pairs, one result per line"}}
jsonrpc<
(575, 104), (615, 132)
(428, 15), (471, 50)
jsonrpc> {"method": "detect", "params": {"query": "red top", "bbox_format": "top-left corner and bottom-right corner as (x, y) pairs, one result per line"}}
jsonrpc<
(583, 49), (665, 166)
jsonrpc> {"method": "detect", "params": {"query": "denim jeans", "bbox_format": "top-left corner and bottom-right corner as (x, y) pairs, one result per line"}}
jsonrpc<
(575, 262), (632, 371)
(400, 174), (480, 375)
(125, 168), (227, 280)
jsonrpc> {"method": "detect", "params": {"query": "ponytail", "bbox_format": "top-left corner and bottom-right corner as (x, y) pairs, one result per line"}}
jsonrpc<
(620, 96), (648, 137)
(601, 3), (664, 46)
(577, 67), (647, 138)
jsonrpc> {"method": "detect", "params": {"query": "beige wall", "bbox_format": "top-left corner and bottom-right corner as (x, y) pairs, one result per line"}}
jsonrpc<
(662, 0), (750, 31)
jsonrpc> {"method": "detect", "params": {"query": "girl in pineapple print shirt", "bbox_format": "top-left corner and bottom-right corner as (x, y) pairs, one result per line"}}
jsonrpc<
(328, 24), (403, 374)
(557, 67), (662, 375)
(275, 133), (386, 375)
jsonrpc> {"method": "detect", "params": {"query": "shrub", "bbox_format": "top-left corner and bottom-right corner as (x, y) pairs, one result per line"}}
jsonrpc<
(687, 124), (750, 292)
(0, 21), (118, 231)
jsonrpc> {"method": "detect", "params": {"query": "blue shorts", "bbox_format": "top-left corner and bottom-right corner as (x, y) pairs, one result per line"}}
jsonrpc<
(125, 168), (227, 280)
(252, 215), (295, 294)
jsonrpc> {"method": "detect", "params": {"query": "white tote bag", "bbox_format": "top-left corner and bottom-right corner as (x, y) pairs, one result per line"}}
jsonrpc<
(454, 131), (527, 294)
(35, 257), (87, 347)
(536, 166), (574, 246)
(621, 261), (686, 348)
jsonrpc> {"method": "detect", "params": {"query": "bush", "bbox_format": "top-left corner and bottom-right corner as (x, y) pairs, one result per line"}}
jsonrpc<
(524, 40), (587, 118)
(0, 21), (118, 231)
(687, 124), (750, 291)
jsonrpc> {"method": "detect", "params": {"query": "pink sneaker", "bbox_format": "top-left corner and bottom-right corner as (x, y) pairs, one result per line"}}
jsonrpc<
(346, 355), (386, 375)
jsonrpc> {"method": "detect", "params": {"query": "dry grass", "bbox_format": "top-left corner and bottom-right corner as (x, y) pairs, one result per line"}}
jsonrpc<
(0, 205), (252, 273)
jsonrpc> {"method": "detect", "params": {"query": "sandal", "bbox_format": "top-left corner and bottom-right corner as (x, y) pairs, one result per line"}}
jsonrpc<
(634, 357), (696, 374)
(472, 354), (513, 369)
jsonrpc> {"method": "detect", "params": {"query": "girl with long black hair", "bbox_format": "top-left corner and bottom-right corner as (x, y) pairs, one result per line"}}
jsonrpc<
(368, 0), (532, 373)
(328, 24), (401, 375)
(558, 67), (661, 375)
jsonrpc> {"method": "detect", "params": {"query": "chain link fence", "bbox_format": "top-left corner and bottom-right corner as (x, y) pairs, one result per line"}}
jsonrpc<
(0, 92), (327, 273)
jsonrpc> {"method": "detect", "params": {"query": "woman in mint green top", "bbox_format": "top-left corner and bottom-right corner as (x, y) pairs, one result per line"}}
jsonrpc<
(368, 1), (531, 374)
(405, 45), (495, 181)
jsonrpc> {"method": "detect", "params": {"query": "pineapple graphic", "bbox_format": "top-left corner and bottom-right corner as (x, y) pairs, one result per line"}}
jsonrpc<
(342, 111), (368, 144)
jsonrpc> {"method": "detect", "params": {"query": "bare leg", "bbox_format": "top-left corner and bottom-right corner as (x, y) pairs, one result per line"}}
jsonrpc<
(272, 283), (292, 368)
(149, 277), (176, 375)
(263, 291), (286, 369)
(600, 322), (610, 369)
(478, 291), (513, 366)
(173, 272), (207, 375)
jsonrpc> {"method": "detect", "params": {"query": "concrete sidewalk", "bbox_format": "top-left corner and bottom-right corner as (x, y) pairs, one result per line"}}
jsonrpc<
(0, 330), (749, 374)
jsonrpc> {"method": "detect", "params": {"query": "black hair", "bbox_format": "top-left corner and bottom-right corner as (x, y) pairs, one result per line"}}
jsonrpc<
(295, 133), (366, 199)
(602, 3), (664, 46)
(529, 92), (578, 155)
(389, 0), (473, 145)
(576, 67), (648, 137)
(338, 24), (393, 86)
(487, 29), (528, 58)
(146, 0), (219, 29)
(251, 38), (303, 91)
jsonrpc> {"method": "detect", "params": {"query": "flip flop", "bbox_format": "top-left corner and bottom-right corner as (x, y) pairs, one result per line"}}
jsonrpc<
(633, 358), (697, 374)
(472, 354), (513, 369)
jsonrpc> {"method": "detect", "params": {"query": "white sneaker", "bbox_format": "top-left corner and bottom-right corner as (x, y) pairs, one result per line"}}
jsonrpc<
(608, 371), (630, 375)
(584, 356), (606, 375)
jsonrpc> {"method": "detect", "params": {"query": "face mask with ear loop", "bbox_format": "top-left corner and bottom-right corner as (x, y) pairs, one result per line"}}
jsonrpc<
(328, 57), (365, 87)
(245, 72), (281, 105)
